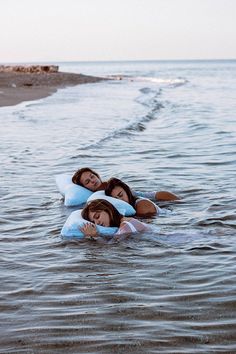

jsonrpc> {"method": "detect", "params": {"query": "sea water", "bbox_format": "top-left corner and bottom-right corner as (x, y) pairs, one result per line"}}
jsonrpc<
(0, 60), (236, 353)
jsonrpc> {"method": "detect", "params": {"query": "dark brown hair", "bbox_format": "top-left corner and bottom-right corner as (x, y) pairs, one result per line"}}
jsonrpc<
(72, 167), (101, 186)
(81, 199), (122, 227)
(105, 177), (137, 207)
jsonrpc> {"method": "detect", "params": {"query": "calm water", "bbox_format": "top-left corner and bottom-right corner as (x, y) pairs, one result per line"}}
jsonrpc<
(0, 60), (236, 353)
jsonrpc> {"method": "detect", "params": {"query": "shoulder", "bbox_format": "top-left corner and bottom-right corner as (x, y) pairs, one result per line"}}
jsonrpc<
(135, 198), (157, 216)
(120, 216), (132, 227)
(118, 218), (137, 234)
(119, 218), (149, 234)
(97, 181), (108, 191)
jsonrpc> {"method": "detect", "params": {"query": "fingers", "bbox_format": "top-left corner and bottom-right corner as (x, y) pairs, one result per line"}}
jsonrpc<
(79, 222), (98, 238)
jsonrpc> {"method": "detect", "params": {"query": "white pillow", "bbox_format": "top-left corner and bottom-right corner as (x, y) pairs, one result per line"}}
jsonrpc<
(87, 191), (136, 216)
(55, 174), (93, 206)
(61, 210), (118, 238)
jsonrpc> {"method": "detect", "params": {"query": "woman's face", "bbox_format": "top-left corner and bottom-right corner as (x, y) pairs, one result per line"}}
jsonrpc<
(88, 210), (110, 227)
(111, 186), (129, 203)
(80, 171), (102, 191)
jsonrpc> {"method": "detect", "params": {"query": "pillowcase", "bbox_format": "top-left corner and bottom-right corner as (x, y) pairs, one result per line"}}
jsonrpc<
(55, 174), (93, 206)
(87, 191), (136, 216)
(61, 210), (118, 238)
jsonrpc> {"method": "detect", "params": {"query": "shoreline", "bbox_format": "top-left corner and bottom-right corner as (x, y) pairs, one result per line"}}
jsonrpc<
(0, 71), (106, 107)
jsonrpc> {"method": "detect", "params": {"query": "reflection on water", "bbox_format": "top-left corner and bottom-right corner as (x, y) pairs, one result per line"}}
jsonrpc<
(0, 60), (236, 353)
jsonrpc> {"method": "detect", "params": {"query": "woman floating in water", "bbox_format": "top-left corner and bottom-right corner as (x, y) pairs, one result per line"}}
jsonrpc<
(72, 167), (106, 192)
(72, 167), (180, 201)
(80, 199), (150, 239)
(105, 177), (160, 217)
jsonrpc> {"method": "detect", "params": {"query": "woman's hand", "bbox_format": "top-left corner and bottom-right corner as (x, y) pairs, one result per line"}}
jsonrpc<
(80, 223), (98, 240)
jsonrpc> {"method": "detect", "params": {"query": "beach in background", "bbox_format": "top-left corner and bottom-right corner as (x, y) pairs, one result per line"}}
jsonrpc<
(0, 59), (236, 353)
(0, 66), (105, 107)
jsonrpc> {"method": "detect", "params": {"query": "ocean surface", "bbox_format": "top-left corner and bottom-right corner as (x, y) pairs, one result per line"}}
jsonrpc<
(0, 60), (236, 353)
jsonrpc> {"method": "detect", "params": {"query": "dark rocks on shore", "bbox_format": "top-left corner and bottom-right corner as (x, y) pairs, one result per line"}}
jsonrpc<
(0, 67), (106, 88)
(0, 65), (59, 73)
(0, 65), (107, 107)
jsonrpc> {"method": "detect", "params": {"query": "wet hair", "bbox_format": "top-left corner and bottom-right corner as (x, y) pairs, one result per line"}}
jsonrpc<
(72, 167), (101, 186)
(105, 177), (137, 207)
(81, 199), (122, 227)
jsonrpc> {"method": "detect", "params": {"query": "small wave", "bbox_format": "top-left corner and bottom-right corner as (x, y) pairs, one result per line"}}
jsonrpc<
(136, 87), (162, 109)
(78, 103), (164, 151)
(139, 87), (158, 95)
(134, 76), (188, 87)
(70, 153), (95, 160)
(109, 74), (188, 87)
(78, 123), (146, 150)
(77, 92), (164, 151)
(187, 245), (220, 252)
(196, 215), (236, 229)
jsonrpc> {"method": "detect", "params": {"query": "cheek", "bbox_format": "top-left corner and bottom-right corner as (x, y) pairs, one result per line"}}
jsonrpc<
(105, 217), (110, 227)
(89, 183), (96, 191)
(124, 194), (129, 203)
(104, 214), (110, 227)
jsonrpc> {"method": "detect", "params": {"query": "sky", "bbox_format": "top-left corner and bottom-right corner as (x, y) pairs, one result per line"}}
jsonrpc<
(1, 0), (235, 63)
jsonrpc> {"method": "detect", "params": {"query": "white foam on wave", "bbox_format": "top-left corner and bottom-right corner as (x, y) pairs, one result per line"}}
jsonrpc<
(108, 74), (188, 87)
(135, 76), (188, 86)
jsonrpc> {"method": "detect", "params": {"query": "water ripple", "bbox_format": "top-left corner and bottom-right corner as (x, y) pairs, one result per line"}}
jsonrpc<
(1, 60), (236, 353)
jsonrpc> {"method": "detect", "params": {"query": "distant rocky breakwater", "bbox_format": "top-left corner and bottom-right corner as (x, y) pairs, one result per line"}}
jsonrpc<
(0, 65), (105, 87)
(0, 65), (59, 74)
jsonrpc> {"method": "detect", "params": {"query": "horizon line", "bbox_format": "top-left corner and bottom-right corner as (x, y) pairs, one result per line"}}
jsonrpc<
(1, 58), (236, 65)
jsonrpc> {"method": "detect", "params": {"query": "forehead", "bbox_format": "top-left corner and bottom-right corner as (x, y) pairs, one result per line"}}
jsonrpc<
(81, 171), (93, 181)
(113, 185), (124, 193)
(88, 209), (100, 218)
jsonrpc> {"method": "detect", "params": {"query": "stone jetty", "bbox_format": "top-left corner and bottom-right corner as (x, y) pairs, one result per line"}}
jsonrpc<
(0, 65), (59, 74)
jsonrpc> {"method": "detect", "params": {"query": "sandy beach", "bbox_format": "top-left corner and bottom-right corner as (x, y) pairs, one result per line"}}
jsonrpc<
(0, 70), (105, 107)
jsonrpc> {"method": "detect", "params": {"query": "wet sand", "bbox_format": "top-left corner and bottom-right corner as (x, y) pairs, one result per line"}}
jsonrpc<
(0, 71), (105, 107)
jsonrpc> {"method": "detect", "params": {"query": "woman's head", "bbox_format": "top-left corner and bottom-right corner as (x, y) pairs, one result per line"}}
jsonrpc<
(72, 167), (102, 191)
(81, 199), (122, 227)
(105, 178), (136, 207)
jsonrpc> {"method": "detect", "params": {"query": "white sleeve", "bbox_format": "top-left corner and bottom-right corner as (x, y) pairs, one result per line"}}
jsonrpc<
(116, 219), (150, 235)
(116, 222), (134, 235)
(132, 190), (156, 200)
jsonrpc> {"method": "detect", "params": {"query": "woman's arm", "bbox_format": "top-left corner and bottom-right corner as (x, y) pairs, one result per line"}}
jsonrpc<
(133, 190), (181, 201)
(155, 191), (181, 201)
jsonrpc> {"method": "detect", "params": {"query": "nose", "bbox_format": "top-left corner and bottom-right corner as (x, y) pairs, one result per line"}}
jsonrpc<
(97, 218), (103, 226)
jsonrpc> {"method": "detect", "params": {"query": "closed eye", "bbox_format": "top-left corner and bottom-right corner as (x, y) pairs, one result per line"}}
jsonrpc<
(94, 212), (100, 220)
